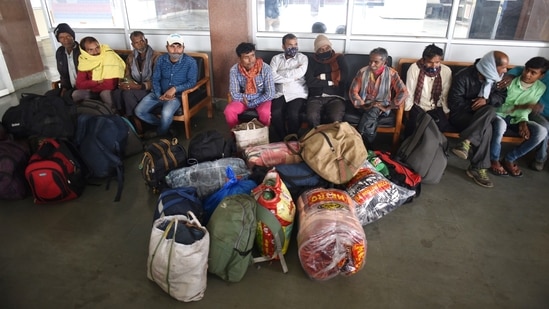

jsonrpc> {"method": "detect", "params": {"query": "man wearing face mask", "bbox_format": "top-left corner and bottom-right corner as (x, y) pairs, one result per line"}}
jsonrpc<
(270, 33), (308, 140)
(305, 34), (348, 128)
(404, 44), (453, 137)
(349, 47), (408, 148)
(448, 50), (509, 188)
(112, 31), (161, 124)
(135, 33), (198, 138)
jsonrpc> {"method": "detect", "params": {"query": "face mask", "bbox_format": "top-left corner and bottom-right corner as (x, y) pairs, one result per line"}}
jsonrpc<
(317, 50), (332, 60)
(284, 47), (298, 58)
(169, 53), (182, 61)
(424, 66), (438, 74)
(375, 65), (385, 75)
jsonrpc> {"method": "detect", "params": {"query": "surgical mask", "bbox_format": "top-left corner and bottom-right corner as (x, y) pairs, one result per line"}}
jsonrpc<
(317, 50), (332, 60)
(284, 47), (298, 58)
(169, 53), (182, 61)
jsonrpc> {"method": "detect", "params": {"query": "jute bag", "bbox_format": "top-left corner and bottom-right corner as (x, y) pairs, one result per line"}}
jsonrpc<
(232, 118), (269, 152)
(288, 122), (367, 184)
(147, 212), (209, 302)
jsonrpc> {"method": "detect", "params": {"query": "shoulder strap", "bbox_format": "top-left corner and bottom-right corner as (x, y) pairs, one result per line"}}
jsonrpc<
(253, 206), (288, 273)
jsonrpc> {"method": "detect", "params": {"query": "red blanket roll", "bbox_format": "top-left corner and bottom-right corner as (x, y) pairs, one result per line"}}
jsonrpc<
(297, 188), (367, 280)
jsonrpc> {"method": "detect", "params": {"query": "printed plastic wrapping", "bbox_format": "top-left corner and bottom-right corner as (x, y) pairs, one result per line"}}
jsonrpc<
(165, 158), (250, 199)
(252, 168), (296, 257)
(345, 160), (415, 226)
(297, 188), (367, 280)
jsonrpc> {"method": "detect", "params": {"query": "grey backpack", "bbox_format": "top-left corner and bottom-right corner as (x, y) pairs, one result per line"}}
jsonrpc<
(396, 112), (448, 184)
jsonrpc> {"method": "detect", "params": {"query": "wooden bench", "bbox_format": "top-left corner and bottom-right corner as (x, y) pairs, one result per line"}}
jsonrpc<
(397, 58), (523, 144)
(53, 50), (214, 139)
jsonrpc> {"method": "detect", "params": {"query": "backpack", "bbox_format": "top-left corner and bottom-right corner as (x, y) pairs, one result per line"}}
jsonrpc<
(75, 114), (128, 201)
(374, 150), (422, 201)
(153, 187), (204, 223)
(1, 93), (76, 139)
(395, 112), (448, 184)
(139, 138), (188, 194)
(274, 162), (330, 200)
(0, 138), (31, 200)
(76, 99), (113, 116)
(187, 130), (233, 165)
(207, 194), (257, 282)
(25, 138), (87, 204)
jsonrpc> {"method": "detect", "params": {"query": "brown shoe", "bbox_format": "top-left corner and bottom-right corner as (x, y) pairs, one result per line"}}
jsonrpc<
(490, 160), (508, 176)
(501, 159), (523, 177)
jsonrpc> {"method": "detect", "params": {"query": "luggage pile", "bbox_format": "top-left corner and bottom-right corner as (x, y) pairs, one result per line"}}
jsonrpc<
(142, 121), (435, 301)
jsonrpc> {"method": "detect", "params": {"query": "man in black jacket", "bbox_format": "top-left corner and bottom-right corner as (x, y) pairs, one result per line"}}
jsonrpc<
(305, 34), (347, 127)
(448, 50), (509, 188)
(53, 23), (80, 98)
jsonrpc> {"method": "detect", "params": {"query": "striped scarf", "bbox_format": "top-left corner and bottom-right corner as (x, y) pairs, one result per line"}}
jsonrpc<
(413, 59), (442, 106)
(359, 65), (391, 105)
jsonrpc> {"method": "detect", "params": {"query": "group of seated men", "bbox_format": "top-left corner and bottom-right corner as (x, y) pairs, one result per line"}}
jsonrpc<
(53, 24), (197, 139)
(224, 33), (549, 189)
(52, 23), (549, 189)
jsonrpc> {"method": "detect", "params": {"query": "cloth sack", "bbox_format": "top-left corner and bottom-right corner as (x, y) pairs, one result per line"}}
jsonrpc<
(243, 141), (302, 169)
(232, 118), (269, 152)
(147, 212), (209, 302)
(289, 121), (367, 184)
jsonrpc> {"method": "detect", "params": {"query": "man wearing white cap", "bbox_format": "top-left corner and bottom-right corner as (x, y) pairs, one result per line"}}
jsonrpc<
(304, 34), (348, 127)
(135, 33), (198, 138)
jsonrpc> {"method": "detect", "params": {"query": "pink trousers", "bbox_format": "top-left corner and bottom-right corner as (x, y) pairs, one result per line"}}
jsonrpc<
(224, 100), (272, 129)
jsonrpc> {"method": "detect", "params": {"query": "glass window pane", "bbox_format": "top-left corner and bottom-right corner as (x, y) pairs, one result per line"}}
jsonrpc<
(258, 0), (349, 34)
(45, 0), (125, 28)
(351, 0), (450, 37)
(126, 0), (210, 30)
(453, 0), (549, 42)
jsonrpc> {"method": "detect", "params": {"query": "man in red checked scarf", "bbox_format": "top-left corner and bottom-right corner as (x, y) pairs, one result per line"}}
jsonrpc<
(404, 44), (453, 137)
(225, 42), (275, 129)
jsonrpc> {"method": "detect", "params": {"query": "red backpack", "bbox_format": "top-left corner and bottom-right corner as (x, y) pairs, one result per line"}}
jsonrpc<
(25, 138), (87, 204)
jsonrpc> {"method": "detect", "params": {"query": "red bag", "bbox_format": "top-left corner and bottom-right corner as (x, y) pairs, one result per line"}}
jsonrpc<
(25, 138), (87, 204)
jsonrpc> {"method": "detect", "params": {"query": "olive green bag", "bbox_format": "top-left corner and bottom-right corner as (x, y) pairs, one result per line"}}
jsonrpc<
(206, 194), (257, 282)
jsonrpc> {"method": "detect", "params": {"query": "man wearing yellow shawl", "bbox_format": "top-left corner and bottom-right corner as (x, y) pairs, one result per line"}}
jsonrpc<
(73, 36), (125, 111)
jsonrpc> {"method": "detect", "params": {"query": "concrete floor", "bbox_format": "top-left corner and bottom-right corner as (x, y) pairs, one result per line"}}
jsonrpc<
(1, 79), (549, 308)
(1, 40), (548, 307)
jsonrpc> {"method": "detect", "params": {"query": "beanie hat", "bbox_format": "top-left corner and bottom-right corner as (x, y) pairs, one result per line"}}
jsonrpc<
(54, 23), (75, 42)
(314, 34), (332, 52)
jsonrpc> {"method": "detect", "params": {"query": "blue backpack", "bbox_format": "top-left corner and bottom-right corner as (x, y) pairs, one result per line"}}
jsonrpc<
(75, 114), (128, 202)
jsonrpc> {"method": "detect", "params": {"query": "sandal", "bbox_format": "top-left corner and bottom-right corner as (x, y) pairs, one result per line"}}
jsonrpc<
(490, 160), (508, 176)
(502, 160), (523, 177)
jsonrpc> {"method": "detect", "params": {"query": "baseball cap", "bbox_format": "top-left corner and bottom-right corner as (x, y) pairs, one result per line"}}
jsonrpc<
(167, 33), (184, 46)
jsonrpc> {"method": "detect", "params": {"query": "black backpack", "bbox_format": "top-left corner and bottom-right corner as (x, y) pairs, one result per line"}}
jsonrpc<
(140, 138), (188, 194)
(75, 114), (128, 201)
(187, 130), (233, 165)
(1, 93), (76, 139)
(0, 137), (31, 200)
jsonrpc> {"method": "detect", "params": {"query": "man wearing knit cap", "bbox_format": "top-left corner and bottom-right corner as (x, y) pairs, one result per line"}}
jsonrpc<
(53, 23), (80, 97)
(448, 50), (509, 188)
(304, 34), (347, 127)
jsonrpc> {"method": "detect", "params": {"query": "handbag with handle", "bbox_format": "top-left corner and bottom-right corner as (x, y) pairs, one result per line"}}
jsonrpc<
(232, 118), (269, 152)
(288, 122), (367, 184)
(147, 212), (209, 302)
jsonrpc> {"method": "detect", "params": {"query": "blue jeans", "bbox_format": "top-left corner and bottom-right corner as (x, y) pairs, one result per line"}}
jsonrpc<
(135, 92), (181, 135)
(491, 115), (548, 162)
(530, 113), (549, 162)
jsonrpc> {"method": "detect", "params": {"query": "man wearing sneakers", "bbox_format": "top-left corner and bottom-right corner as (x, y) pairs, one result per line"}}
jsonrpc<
(448, 51), (509, 188)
